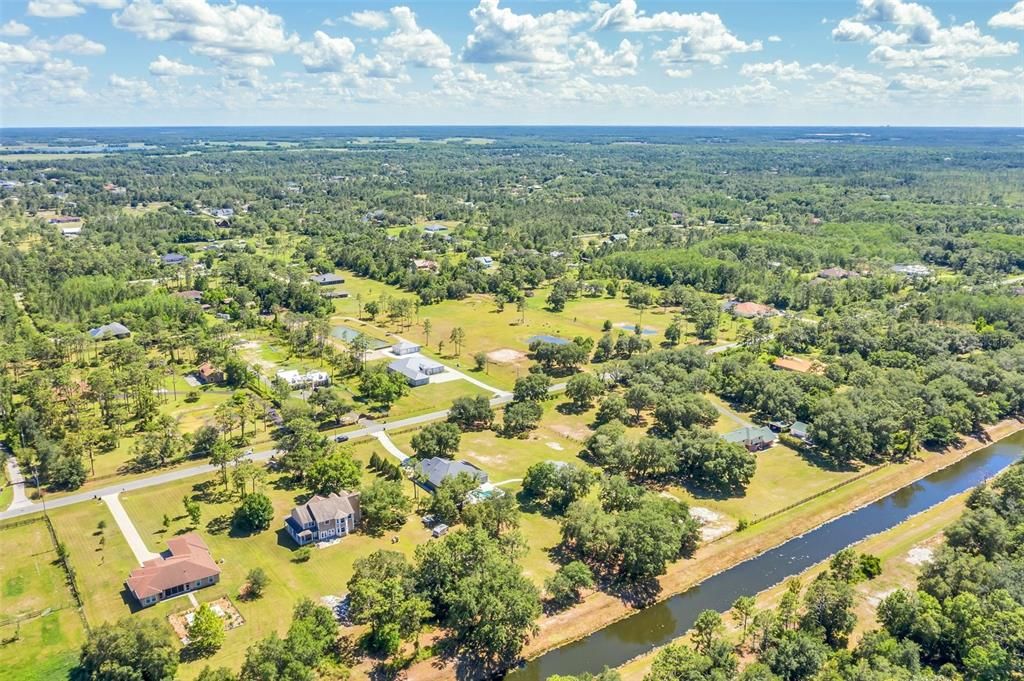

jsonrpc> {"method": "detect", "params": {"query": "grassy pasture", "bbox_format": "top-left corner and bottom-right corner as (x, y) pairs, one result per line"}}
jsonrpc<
(0, 519), (87, 681)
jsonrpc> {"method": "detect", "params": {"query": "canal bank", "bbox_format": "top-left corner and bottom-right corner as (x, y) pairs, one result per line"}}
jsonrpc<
(395, 419), (1023, 681)
(615, 490), (973, 681)
(508, 424), (1024, 680)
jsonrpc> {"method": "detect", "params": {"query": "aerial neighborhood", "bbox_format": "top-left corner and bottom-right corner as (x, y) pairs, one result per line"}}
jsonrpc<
(2, 93), (1024, 681)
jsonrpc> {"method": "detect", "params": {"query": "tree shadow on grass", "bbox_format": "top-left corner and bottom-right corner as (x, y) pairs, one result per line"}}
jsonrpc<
(792, 445), (862, 474)
(206, 514), (232, 536)
(192, 479), (232, 504)
(555, 401), (589, 416)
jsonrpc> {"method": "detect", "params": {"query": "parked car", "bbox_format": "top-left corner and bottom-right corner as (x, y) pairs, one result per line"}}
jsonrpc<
(334, 434), (349, 443)
(431, 524), (449, 538)
(421, 514), (436, 527)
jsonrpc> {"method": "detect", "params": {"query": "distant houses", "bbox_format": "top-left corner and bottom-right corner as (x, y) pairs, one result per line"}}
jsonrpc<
(727, 301), (777, 319)
(388, 356), (444, 386)
(61, 226), (82, 238)
(126, 533), (220, 608)
(276, 369), (330, 389)
(161, 253), (187, 266)
(88, 322), (131, 340)
(473, 256), (494, 267)
(724, 426), (778, 452)
(412, 258), (439, 272)
(772, 356), (822, 374)
(416, 457), (488, 493)
(424, 224), (448, 233)
(196, 362), (224, 384)
(817, 267), (858, 280)
(48, 216), (81, 225)
(891, 264), (932, 277)
(173, 289), (203, 303)
(310, 273), (345, 286)
(285, 491), (361, 546)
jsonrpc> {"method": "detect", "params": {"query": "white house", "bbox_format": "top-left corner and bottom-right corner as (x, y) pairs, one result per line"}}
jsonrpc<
(276, 369), (330, 388)
(392, 340), (421, 355)
(388, 356), (444, 386)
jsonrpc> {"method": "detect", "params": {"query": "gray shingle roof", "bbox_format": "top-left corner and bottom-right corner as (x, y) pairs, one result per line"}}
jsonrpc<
(416, 458), (487, 490)
(88, 322), (130, 339)
(292, 492), (358, 526)
(388, 356), (443, 382)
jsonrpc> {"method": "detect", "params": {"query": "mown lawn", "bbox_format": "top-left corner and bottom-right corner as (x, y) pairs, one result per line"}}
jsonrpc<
(50, 501), (141, 625)
(0, 518), (88, 681)
(112, 441), (431, 678)
(0, 466), (12, 512)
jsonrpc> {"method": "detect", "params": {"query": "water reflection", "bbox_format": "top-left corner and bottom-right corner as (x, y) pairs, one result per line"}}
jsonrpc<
(510, 433), (1024, 681)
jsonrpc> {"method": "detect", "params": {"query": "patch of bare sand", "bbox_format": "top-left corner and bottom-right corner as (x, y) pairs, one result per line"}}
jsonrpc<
(487, 348), (526, 364)
(547, 423), (591, 442)
(905, 546), (934, 566)
(464, 449), (510, 468)
(689, 506), (735, 542)
(864, 588), (897, 608)
(546, 442), (564, 451)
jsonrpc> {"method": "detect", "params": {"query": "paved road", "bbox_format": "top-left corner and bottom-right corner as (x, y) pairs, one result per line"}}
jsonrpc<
(0, 384), (564, 522)
(4, 451), (30, 511)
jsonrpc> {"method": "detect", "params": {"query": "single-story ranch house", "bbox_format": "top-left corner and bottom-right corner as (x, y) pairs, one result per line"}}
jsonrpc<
(196, 362), (224, 384)
(724, 426), (779, 451)
(416, 457), (488, 493)
(276, 369), (330, 388)
(388, 356), (444, 386)
(126, 533), (220, 608)
(286, 491), (361, 546)
(310, 273), (345, 285)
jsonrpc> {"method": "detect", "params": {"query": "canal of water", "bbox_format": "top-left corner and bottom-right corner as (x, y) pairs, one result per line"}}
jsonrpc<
(509, 430), (1024, 681)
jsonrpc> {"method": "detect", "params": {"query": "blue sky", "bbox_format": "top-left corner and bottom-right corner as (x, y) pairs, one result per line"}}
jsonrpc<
(1, 0), (1022, 127)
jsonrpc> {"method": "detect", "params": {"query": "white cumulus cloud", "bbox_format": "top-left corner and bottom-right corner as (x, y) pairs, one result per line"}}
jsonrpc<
(344, 9), (390, 30)
(296, 30), (356, 73)
(990, 1), (1024, 30)
(740, 60), (812, 80)
(0, 20), (32, 37)
(113, 0), (299, 67)
(574, 37), (640, 77)
(149, 54), (202, 76)
(594, 1), (760, 65)
(462, 0), (589, 66)
(380, 7), (451, 69)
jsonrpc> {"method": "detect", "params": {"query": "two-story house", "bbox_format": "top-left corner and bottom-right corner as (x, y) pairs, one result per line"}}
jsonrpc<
(285, 491), (361, 546)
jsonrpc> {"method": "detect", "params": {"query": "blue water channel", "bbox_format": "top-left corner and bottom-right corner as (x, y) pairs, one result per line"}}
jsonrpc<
(509, 430), (1024, 680)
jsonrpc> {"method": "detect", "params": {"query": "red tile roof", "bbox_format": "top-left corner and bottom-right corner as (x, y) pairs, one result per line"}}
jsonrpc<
(126, 532), (219, 599)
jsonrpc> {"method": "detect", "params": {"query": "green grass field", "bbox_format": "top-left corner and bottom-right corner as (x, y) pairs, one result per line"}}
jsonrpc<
(0, 466), (12, 512)
(109, 440), (430, 677)
(0, 519), (88, 681)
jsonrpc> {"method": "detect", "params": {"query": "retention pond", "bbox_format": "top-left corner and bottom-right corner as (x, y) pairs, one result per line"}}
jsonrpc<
(509, 430), (1024, 681)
